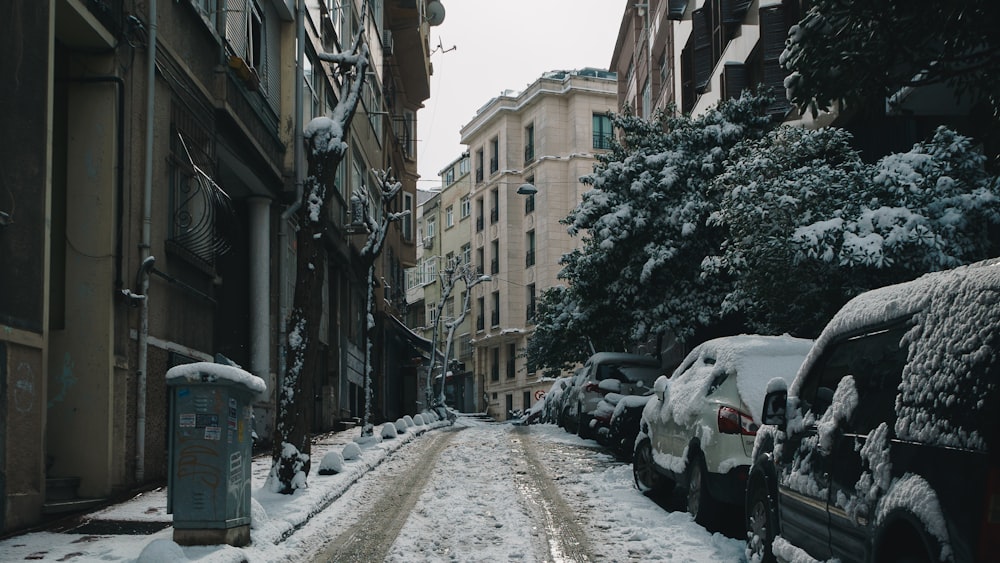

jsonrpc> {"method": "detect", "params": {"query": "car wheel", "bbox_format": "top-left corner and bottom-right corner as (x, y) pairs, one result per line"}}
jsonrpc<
(686, 453), (717, 526)
(746, 479), (776, 563)
(633, 439), (668, 495)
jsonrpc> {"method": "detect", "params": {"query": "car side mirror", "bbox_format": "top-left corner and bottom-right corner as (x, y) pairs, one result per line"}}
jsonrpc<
(762, 378), (788, 430)
(653, 375), (669, 403)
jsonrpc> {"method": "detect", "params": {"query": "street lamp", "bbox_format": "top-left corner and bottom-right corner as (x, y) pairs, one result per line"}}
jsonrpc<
(516, 183), (537, 196)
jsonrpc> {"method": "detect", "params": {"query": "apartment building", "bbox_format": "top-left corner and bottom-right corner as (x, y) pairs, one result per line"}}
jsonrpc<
(0, 0), (435, 534)
(406, 153), (478, 412)
(612, 0), (963, 154)
(459, 68), (618, 420)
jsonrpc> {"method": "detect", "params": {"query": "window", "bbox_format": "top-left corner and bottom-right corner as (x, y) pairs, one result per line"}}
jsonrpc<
(593, 113), (613, 149)
(524, 175), (535, 214)
(446, 205), (454, 228)
(526, 230), (535, 267)
(759, 4), (793, 116)
(458, 155), (470, 176)
(461, 243), (472, 268)
(798, 324), (908, 432)
(524, 124), (535, 164)
(507, 343), (516, 379)
(490, 240), (500, 275)
(489, 136), (499, 174)
(523, 390), (531, 411)
(425, 216), (436, 242)
(364, 78), (383, 141)
(491, 291), (500, 326)
(476, 198), (485, 231)
(475, 148), (484, 183)
(395, 109), (416, 159)
(460, 195), (471, 219)
(303, 53), (322, 123)
(490, 188), (499, 224)
(476, 247), (485, 274)
(445, 296), (455, 319)
(642, 78), (652, 118)
(477, 296), (486, 331)
(402, 192), (413, 241)
(526, 284), (537, 323)
(444, 166), (455, 186)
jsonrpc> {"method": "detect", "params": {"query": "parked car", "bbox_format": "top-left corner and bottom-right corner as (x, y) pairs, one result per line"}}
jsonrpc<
(746, 259), (1000, 563)
(603, 391), (655, 461)
(633, 335), (813, 526)
(540, 376), (573, 424)
(562, 352), (661, 439)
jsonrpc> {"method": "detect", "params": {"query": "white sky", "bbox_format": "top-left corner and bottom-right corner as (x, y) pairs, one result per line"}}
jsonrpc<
(416, 0), (627, 188)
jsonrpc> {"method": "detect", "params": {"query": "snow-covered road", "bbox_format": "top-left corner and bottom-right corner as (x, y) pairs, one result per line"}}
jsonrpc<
(296, 416), (747, 562)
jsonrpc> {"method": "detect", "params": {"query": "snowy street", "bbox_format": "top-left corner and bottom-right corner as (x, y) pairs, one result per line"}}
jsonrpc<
(293, 416), (747, 562)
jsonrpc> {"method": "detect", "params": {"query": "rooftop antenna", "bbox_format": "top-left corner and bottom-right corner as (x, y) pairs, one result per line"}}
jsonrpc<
(430, 37), (456, 56)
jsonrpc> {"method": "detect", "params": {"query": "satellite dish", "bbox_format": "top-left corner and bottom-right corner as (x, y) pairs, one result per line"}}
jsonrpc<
(425, 1), (446, 26)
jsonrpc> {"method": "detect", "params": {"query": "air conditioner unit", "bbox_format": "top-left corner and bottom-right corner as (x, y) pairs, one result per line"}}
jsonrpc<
(423, 236), (434, 249)
(383, 29), (393, 55)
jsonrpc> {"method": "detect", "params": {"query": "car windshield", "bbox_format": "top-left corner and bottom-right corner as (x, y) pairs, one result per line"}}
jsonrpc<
(598, 363), (660, 385)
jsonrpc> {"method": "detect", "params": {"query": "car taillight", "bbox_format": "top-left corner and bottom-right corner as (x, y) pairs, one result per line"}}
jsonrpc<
(718, 406), (757, 436)
(979, 466), (1000, 558)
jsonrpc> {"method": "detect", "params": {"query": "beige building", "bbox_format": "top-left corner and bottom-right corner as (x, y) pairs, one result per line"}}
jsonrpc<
(459, 68), (617, 420)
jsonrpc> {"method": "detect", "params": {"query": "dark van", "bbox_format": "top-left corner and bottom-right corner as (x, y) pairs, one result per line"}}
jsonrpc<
(747, 259), (1000, 562)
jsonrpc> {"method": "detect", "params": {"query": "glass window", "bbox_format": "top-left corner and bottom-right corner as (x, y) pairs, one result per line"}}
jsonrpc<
(593, 113), (613, 149)
(460, 195), (471, 218)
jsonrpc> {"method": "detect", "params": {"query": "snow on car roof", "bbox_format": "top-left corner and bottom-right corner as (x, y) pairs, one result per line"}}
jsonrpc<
(669, 335), (813, 425)
(789, 258), (1000, 450)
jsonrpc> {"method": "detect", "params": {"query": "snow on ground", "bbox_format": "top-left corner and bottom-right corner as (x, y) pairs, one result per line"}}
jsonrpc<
(0, 416), (748, 562)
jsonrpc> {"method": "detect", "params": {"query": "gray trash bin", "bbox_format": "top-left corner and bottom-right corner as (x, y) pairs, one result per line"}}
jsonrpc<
(165, 362), (266, 547)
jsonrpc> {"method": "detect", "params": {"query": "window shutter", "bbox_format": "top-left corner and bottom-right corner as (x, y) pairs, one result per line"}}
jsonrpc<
(759, 5), (791, 116)
(668, 0), (688, 20)
(722, 63), (748, 100)
(224, 0), (248, 60)
(721, 0), (752, 25)
(692, 8), (712, 93)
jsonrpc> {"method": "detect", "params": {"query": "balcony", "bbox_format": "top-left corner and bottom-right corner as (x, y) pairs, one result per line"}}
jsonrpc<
(593, 133), (613, 150)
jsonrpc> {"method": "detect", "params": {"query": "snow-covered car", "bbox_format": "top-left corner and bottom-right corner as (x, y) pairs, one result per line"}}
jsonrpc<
(746, 259), (1000, 563)
(562, 352), (661, 439)
(603, 391), (655, 461)
(633, 335), (813, 526)
(540, 376), (573, 424)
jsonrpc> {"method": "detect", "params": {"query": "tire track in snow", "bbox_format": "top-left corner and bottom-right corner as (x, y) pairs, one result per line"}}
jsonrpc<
(311, 428), (461, 562)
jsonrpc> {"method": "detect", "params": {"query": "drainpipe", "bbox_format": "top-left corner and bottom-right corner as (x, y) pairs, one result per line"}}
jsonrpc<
(279, 0), (306, 392)
(137, 0), (158, 484)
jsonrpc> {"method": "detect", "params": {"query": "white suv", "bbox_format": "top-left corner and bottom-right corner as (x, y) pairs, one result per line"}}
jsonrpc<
(633, 335), (812, 526)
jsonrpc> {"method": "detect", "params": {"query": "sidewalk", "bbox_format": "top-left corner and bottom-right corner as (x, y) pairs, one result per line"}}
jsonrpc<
(0, 414), (460, 562)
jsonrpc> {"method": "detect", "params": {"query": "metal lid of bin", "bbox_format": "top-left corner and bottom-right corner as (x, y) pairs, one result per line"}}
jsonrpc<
(165, 362), (267, 394)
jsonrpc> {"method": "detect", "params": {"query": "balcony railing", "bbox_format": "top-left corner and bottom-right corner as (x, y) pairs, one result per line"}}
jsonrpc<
(491, 310), (500, 327)
(491, 362), (500, 381)
(506, 361), (515, 379)
(525, 195), (535, 214)
(489, 158), (499, 174)
(476, 216), (484, 231)
(593, 133), (613, 150)
(490, 259), (499, 275)
(477, 315), (485, 331)
(476, 168), (484, 183)
(526, 304), (536, 323)
(525, 250), (535, 267)
(524, 145), (534, 164)
(490, 208), (499, 224)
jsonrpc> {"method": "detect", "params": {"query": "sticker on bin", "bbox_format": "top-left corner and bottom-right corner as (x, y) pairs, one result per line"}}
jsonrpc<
(179, 413), (196, 428)
(204, 426), (222, 440)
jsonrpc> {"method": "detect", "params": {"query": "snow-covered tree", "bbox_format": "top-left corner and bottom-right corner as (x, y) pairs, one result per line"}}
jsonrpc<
(436, 265), (491, 407)
(423, 256), (462, 408)
(710, 125), (1000, 336)
(268, 1), (370, 495)
(525, 285), (620, 377)
(561, 94), (773, 345)
(782, 0), (1000, 118)
(357, 170), (409, 437)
